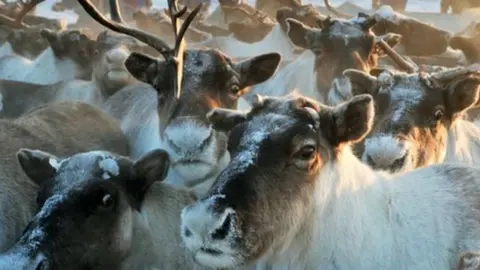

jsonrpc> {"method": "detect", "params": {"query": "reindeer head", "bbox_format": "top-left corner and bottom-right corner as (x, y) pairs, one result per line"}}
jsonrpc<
(90, 31), (144, 97)
(342, 65), (480, 173)
(5, 26), (47, 59)
(40, 28), (100, 80)
(180, 93), (374, 268)
(286, 15), (402, 97)
(0, 149), (171, 269)
(276, 4), (325, 34)
(78, 0), (281, 190)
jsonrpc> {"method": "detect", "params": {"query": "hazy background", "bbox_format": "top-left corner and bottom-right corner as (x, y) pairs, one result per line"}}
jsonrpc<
(33, 0), (443, 24)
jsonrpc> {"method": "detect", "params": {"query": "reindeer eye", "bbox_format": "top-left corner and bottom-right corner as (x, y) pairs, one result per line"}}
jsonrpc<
(230, 84), (240, 95)
(434, 109), (444, 121)
(297, 145), (316, 160)
(101, 194), (114, 209)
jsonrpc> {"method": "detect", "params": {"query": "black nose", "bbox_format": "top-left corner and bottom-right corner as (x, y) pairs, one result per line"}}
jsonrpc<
(211, 212), (232, 240)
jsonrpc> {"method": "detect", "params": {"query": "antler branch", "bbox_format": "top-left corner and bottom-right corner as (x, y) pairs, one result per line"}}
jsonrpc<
(0, 0), (44, 29)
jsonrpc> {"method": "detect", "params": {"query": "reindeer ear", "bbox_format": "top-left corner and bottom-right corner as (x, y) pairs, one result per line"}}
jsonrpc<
(286, 18), (315, 49)
(236, 53), (281, 87)
(446, 75), (480, 115)
(207, 108), (248, 132)
(17, 149), (60, 187)
(327, 94), (375, 146)
(129, 149), (170, 206)
(343, 69), (379, 96)
(124, 52), (158, 85)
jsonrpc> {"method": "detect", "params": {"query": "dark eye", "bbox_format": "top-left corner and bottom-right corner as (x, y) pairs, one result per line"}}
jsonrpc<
(101, 194), (114, 209)
(434, 109), (444, 121)
(297, 145), (316, 160)
(230, 84), (240, 94)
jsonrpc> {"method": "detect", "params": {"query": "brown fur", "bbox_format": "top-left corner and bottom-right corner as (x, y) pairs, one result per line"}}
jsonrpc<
(228, 11), (276, 43)
(0, 101), (128, 253)
(255, 0), (302, 18)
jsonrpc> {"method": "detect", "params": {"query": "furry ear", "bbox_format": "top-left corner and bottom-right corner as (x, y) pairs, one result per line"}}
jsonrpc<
(124, 52), (158, 85)
(329, 94), (375, 146)
(446, 75), (480, 116)
(17, 149), (60, 186)
(129, 149), (170, 206)
(236, 53), (282, 87)
(286, 18), (316, 49)
(343, 69), (379, 96)
(207, 108), (248, 132)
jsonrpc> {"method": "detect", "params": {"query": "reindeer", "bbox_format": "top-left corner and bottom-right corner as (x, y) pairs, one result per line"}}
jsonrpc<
(0, 0), (66, 59)
(0, 28), (101, 84)
(325, 1), (465, 61)
(180, 93), (480, 270)
(328, 62), (480, 173)
(78, 0), (280, 197)
(0, 101), (128, 253)
(0, 31), (145, 118)
(0, 148), (213, 269)
(271, 16), (404, 102)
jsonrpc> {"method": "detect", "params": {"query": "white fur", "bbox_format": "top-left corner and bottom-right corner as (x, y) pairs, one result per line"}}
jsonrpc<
(389, 86), (424, 122)
(249, 51), (320, 101)
(98, 158), (120, 179)
(0, 48), (79, 84)
(0, 43), (13, 59)
(362, 134), (409, 166)
(444, 120), (480, 166)
(258, 148), (480, 269)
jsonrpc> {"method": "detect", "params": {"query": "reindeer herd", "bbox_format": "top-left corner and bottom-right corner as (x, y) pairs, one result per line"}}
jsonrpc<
(1, 0), (480, 269)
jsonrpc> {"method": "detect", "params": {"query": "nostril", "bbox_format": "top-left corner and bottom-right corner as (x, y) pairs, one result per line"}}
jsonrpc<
(211, 213), (231, 240)
(35, 258), (50, 270)
(184, 227), (192, 237)
(391, 152), (408, 171)
(366, 155), (376, 166)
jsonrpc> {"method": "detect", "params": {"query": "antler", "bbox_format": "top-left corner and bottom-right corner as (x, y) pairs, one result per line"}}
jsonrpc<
(0, 0), (44, 29)
(323, 0), (352, 19)
(77, 0), (202, 99)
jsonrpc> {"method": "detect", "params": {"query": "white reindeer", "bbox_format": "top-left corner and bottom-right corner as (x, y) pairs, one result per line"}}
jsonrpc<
(180, 93), (480, 270)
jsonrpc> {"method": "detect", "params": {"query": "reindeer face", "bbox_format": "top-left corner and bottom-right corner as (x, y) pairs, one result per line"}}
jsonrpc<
(286, 16), (401, 97)
(343, 68), (480, 173)
(124, 49), (281, 187)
